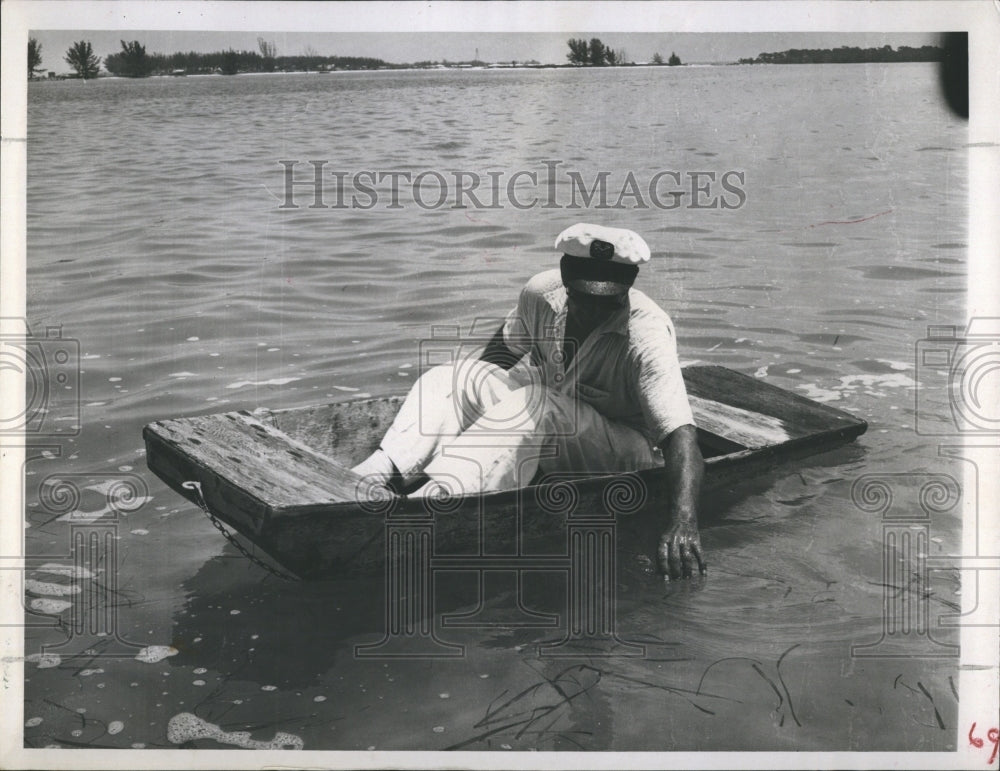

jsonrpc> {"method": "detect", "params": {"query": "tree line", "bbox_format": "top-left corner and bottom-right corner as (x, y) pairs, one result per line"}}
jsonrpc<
(739, 45), (945, 65)
(28, 37), (390, 79)
(29, 37), (949, 79)
(31, 35), (689, 79)
(566, 39), (680, 66)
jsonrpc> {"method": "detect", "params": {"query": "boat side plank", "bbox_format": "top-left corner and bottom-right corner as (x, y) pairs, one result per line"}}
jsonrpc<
(683, 365), (865, 435)
(145, 411), (363, 508)
(687, 394), (792, 448)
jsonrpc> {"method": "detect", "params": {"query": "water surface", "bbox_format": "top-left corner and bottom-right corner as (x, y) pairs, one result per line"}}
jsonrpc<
(24, 63), (966, 752)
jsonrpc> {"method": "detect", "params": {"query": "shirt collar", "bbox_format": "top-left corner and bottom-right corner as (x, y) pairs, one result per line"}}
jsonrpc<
(543, 285), (631, 336)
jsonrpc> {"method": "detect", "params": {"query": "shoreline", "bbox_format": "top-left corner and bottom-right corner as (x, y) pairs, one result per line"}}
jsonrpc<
(30, 59), (939, 82)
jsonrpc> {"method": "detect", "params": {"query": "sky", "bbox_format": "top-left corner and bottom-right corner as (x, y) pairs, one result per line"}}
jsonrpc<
(29, 30), (942, 72)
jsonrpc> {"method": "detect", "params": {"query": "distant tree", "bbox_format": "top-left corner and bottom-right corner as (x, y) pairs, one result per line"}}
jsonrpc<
(566, 38), (589, 65)
(220, 48), (240, 75)
(28, 37), (43, 77)
(258, 37), (277, 71)
(566, 37), (619, 66)
(588, 38), (607, 66)
(300, 45), (319, 71)
(651, 52), (664, 65)
(105, 40), (153, 77)
(64, 40), (101, 79)
(668, 51), (681, 66)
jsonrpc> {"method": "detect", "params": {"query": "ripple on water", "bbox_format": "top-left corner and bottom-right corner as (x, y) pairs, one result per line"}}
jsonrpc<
(797, 333), (871, 345)
(850, 265), (959, 281)
(662, 251), (719, 260)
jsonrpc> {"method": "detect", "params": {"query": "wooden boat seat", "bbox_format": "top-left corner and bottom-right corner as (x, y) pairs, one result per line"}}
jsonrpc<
(146, 410), (362, 511)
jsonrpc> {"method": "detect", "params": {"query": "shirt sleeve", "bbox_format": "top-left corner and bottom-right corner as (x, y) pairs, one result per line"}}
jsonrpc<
(631, 318), (695, 445)
(501, 284), (537, 358)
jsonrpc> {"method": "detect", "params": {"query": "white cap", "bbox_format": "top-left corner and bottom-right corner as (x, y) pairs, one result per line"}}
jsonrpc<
(554, 223), (651, 265)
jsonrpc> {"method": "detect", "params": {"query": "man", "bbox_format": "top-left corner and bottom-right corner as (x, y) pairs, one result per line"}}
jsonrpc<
(352, 223), (706, 580)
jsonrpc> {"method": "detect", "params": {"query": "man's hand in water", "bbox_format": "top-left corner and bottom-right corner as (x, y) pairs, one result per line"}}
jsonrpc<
(658, 518), (706, 580)
(657, 425), (706, 581)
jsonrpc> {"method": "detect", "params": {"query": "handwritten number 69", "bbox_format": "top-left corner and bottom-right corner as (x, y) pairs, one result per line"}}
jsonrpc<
(969, 722), (1000, 765)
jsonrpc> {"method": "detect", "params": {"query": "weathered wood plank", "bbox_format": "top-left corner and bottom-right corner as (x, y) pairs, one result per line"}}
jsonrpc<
(146, 410), (364, 507)
(260, 397), (403, 467)
(144, 427), (270, 535)
(688, 393), (791, 448)
(682, 365), (862, 435)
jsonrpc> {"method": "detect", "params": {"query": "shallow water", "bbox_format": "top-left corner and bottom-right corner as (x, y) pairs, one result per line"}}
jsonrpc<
(23, 63), (967, 751)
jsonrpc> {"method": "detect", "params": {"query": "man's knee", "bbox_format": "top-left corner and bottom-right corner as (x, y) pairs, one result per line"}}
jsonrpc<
(468, 387), (576, 437)
(475, 384), (549, 432)
(417, 363), (461, 390)
(420, 359), (506, 392)
(415, 361), (488, 405)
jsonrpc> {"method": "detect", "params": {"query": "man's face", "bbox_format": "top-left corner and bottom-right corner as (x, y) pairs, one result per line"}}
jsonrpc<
(565, 285), (627, 327)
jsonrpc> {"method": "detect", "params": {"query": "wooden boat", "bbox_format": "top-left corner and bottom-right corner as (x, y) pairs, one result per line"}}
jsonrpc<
(143, 365), (867, 579)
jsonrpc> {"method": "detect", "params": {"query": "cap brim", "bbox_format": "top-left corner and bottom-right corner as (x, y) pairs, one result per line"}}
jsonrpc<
(565, 278), (630, 296)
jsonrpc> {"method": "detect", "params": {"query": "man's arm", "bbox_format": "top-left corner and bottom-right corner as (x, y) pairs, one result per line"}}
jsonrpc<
(656, 424), (706, 580)
(479, 325), (520, 370)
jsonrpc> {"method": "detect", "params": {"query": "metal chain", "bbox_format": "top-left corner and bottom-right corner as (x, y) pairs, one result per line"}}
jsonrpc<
(182, 481), (300, 582)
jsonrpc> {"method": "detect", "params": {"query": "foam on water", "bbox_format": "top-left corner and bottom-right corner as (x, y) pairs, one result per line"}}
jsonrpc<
(167, 712), (303, 750)
(85, 479), (130, 495)
(56, 497), (153, 523)
(35, 563), (95, 579)
(25, 653), (61, 669)
(797, 371), (918, 402)
(135, 645), (178, 664)
(25, 579), (81, 597)
(876, 359), (912, 371)
(30, 598), (72, 614)
(55, 506), (112, 524)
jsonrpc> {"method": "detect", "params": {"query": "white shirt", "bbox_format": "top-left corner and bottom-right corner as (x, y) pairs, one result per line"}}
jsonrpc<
(502, 269), (695, 445)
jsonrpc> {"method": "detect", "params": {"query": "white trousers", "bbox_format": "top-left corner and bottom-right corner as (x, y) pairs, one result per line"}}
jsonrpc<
(380, 360), (661, 496)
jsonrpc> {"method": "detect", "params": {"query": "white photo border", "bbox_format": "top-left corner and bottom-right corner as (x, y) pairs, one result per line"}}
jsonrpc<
(1, 2), (997, 769)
